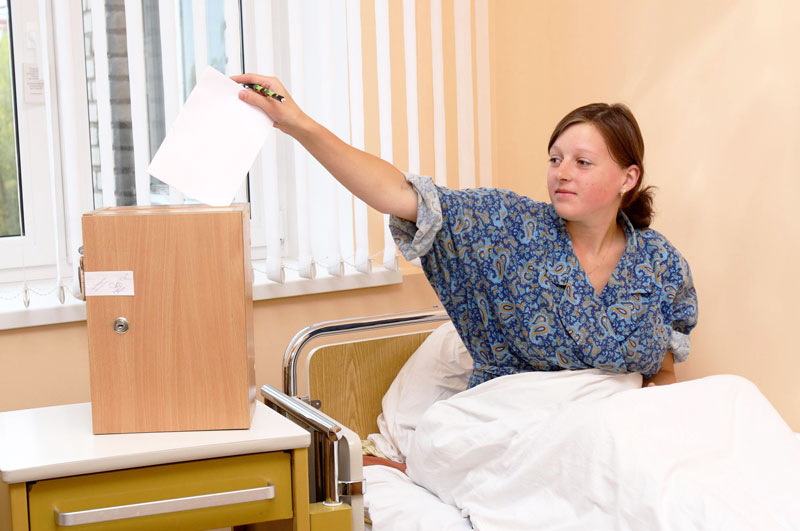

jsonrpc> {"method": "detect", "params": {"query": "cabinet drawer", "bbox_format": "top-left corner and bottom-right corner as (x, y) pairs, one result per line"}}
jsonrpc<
(28, 452), (292, 531)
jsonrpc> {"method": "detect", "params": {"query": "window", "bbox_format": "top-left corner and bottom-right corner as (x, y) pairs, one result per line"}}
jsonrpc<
(0, 0), (493, 328)
(0, 0), (64, 286)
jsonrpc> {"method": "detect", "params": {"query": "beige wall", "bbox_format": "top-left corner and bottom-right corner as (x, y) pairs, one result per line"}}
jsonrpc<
(0, 272), (439, 413)
(493, 0), (800, 430)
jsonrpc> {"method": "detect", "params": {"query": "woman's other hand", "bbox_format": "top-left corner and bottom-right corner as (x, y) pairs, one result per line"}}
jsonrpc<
(643, 351), (677, 387)
(232, 74), (313, 138)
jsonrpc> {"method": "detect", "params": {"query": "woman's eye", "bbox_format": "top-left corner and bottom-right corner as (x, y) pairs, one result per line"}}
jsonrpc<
(577, 159), (592, 166)
(549, 156), (560, 164)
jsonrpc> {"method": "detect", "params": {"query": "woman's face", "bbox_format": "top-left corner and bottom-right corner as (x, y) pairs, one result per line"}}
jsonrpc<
(547, 122), (637, 225)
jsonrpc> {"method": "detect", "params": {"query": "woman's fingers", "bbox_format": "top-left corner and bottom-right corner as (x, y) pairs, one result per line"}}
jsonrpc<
(231, 73), (288, 96)
(233, 74), (284, 109)
(233, 74), (313, 137)
(233, 73), (292, 117)
(237, 88), (275, 114)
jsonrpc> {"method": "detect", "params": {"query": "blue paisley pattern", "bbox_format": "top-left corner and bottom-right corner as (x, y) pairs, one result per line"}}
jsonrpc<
(390, 174), (698, 388)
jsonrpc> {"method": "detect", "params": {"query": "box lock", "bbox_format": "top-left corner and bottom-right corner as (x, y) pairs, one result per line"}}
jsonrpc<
(113, 317), (129, 334)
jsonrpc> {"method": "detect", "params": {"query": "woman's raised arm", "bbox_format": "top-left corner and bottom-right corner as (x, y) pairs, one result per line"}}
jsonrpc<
(232, 73), (418, 222)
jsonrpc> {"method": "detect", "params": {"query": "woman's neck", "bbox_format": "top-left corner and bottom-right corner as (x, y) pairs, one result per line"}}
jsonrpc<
(565, 215), (622, 256)
(566, 213), (627, 295)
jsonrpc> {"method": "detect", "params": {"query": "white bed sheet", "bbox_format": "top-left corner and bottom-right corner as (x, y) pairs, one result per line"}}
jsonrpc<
(406, 372), (800, 530)
(364, 425), (800, 531)
(364, 464), (472, 531)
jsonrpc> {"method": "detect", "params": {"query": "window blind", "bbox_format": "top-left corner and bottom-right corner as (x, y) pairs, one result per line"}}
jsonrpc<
(4, 0), (495, 315)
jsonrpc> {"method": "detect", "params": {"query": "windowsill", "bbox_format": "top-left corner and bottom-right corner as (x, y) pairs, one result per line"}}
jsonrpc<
(252, 265), (402, 300)
(0, 265), (404, 331)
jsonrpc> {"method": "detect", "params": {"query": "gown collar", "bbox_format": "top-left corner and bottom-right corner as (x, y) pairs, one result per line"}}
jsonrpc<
(544, 206), (653, 294)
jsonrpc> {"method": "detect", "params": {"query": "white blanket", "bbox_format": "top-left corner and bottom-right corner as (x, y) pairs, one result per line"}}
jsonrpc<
(406, 370), (800, 531)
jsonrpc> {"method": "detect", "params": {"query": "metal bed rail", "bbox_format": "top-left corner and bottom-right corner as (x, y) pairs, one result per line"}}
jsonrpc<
(282, 307), (450, 397)
(274, 306), (450, 508)
(261, 384), (351, 506)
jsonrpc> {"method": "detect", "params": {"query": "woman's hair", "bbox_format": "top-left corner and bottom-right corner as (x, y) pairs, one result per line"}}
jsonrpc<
(547, 103), (655, 228)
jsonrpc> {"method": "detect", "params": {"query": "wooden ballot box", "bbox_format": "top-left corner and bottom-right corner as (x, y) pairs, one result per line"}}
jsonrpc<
(81, 204), (255, 434)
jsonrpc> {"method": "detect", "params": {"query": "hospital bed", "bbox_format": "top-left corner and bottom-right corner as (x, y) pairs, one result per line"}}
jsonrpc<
(260, 307), (448, 530)
(262, 307), (800, 531)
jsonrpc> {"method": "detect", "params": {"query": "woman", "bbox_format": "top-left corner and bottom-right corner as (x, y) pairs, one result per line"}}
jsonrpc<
(233, 74), (698, 388)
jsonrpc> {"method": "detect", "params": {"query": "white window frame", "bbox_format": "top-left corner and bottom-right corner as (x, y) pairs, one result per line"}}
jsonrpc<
(0, 0), (93, 329)
(0, 0), (66, 281)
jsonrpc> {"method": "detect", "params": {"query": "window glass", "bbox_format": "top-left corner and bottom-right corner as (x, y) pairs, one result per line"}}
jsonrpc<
(0, 0), (21, 237)
(205, 0), (227, 74)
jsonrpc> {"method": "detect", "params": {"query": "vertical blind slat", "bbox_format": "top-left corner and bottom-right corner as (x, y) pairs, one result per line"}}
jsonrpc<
(90, 0), (117, 207)
(191, 0), (208, 75)
(307, 0), (343, 277)
(288, 0), (315, 278)
(251, 0), (284, 283)
(330, 4), (355, 276)
(430, 0), (447, 187)
(123, 0), (152, 206)
(404, 0), (420, 176)
(374, 0), (393, 164)
(223, 0), (249, 204)
(302, 0), (329, 275)
(159, 0), (185, 205)
(37, 0), (62, 299)
(475, 0), (492, 188)
(454, 0), (476, 190)
(346, 0), (371, 273)
(187, 0), (206, 206)
(223, 0), (242, 75)
(238, 0), (263, 250)
(374, 0), (397, 271)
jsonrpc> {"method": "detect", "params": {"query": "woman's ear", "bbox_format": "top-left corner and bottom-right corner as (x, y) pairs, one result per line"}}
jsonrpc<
(624, 165), (641, 192)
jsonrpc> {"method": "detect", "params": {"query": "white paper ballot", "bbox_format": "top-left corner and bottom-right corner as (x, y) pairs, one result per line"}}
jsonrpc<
(147, 66), (273, 206)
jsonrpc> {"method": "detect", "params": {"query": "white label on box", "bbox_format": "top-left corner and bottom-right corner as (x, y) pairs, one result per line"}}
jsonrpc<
(84, 271), (135, 296)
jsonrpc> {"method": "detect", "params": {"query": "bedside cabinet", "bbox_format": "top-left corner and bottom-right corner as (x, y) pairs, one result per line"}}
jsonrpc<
(0, 402), (311, 531)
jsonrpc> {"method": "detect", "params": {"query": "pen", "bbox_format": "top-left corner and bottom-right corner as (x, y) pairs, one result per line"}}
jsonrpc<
(242, 83), (286, 103)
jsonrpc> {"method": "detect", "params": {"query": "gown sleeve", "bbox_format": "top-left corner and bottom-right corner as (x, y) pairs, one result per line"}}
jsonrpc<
(388, 173), (444, 261)
(663, 250), (699, 363)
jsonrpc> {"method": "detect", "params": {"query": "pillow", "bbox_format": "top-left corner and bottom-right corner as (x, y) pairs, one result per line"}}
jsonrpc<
(367, 321), (473, 462)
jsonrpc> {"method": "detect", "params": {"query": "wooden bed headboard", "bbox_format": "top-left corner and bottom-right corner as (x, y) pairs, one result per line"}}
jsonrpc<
(307, 333), (430, 440)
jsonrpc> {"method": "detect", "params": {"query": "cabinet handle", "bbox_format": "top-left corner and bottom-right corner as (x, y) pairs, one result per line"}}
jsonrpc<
(55, 484), (275, 526)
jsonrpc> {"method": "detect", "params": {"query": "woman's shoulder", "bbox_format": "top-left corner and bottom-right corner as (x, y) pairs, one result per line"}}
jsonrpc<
(633, 227), (692, 276)
(438, 185), (526, 202)
(438, 186), (549, 214)
(636, 227), (682, 254)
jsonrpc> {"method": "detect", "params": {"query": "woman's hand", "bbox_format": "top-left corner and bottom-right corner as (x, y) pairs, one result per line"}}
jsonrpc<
(643, 351), (677, 387)
(231, 74), (314, 139)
